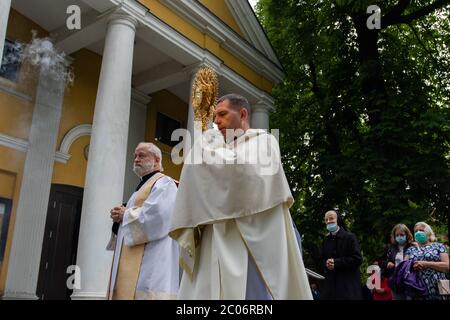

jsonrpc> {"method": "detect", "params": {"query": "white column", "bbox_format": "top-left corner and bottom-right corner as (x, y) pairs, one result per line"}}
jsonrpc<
(251, 104), (272, 130)
(0, 0), (11, 64)
(71, 13), (138, 300)
(122, 89), (150, 201)
(4, 58), (69, 299)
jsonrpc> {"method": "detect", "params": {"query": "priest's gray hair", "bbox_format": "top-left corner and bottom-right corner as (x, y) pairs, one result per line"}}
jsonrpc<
(141, 142), (164, 172)
(217, 93), (251, 117)
(414, 221), (436, 241)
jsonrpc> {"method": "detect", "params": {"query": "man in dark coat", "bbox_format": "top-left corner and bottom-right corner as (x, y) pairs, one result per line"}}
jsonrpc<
(320, 210), (362, 300)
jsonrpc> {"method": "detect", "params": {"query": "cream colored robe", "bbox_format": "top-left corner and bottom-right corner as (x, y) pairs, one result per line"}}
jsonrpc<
(169, 129), (312, 300)
(110, 176), (179, 299)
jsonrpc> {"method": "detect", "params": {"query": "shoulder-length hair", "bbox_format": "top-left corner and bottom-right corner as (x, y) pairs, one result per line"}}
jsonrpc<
(390, 224), (414, 245)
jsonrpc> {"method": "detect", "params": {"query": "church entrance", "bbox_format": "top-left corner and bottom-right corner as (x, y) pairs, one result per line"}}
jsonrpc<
(36, 184), (83, 300)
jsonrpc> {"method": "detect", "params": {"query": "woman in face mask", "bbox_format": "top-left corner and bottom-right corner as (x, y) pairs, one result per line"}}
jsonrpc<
(404, 222), (449, 300)
(380, 224), (415, 300)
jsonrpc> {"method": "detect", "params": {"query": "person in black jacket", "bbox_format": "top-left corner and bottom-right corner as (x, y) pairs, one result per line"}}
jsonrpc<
(320, 210), (362, 300)
(379, 223), (416, 300)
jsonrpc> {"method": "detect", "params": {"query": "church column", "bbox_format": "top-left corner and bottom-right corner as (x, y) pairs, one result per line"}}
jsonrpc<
(122, 90), (151, 201)
(71, 13), (138, 300)
(251, 102), (273, 130)
(0, 0), (11, 64)
(4, 54), (70, 299)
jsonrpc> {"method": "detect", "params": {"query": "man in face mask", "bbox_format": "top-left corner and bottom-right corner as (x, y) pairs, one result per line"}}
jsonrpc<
(320, 210), (363, 300)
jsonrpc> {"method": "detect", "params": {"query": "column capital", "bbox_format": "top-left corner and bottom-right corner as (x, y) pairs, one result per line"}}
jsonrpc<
(183, 55), (223, 78)
(131, 89), (152, 106)
(252, 103), (274, 114)
(251, 104), (273, 113)
(107, 13), (139, 31)
(252, 92), (275, 113)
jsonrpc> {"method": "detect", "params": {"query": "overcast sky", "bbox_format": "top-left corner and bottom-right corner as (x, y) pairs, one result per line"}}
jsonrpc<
(248, 0), (258, 10)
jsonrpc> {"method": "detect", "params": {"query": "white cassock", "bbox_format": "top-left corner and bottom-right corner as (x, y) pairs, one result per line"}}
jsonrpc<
(169, 129), (313, 300)
(110, 175), (179, 299)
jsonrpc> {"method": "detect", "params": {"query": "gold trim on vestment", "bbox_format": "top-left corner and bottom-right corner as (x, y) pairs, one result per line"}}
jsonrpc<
(108, 172), (165, 300)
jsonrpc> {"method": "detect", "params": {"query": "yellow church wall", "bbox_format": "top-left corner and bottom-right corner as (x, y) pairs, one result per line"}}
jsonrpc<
(0, 171), (15, 200)
(219, 48), (273, 93)
(51, 49), (102, 189)
(145, 90), (188, 180)
(198, 0), (245, 37)
(138, 0), (274, 94)
(6, 9), (48, 43)
(0, 9), (50, 142)
(0, 93), (32, 140)
(52, 135), (90, 188)
(141, 0), (205, 46)
(204, 34), (221, 58)
(55, 49), (101, 147)
(262, 77), (273, 93)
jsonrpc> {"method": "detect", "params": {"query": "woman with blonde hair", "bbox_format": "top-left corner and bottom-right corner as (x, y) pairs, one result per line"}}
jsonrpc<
(380, 223), (415, 299)
(405, 222), (449, 300)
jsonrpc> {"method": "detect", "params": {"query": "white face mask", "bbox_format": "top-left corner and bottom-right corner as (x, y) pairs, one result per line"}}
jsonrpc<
(326, 223), (338, 232)
(395, 235), (407, 245)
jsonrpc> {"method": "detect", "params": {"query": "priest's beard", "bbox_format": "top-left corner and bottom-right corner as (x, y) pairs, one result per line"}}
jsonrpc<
(133, 160), (156, 177)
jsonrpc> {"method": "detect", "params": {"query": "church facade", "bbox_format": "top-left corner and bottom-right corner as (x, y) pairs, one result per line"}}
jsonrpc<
(0, 0), (283, 299)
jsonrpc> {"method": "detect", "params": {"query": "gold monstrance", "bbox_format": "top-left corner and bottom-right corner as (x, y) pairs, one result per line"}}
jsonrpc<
(191, 65), (219, 131)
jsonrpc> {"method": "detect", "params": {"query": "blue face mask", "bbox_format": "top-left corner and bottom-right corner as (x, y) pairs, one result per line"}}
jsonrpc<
(327, 223), (338, 233)
(415, 231), (427, 243)
(395, 235), (407, 245)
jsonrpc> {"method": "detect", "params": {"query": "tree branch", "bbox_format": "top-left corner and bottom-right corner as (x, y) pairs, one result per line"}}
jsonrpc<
(383, 0), (450, 27)
(418, 19), (448, 66)
(407, 23), (445, 95)
(309, 60), (320, 97)
(407, 23), (440, 68)
(383, 0), (411, 26)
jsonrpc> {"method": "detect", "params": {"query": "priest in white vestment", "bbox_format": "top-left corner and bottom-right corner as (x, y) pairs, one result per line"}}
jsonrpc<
(108, 142), (179, 300)
(169, 94), (312, 300)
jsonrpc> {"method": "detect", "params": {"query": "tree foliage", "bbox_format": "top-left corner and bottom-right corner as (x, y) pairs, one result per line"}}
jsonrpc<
(256, 0), (450, 271)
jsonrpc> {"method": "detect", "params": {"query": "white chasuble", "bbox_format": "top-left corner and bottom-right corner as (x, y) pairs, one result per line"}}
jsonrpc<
(109, 175), (179, 299)
(170, 129), (313, 300)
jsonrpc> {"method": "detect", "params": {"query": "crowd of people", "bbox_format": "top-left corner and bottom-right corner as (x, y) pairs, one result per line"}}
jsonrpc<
(106, 93), (448, 300)
(314, 216), (449, 300)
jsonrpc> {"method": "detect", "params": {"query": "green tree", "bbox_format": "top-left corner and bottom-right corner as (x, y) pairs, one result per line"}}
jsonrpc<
(256, 0), (450, 272)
